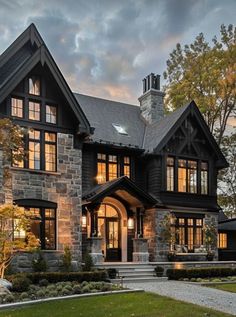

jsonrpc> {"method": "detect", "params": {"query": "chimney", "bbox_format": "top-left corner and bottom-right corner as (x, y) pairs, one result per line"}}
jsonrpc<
(138, 73), (165, 124)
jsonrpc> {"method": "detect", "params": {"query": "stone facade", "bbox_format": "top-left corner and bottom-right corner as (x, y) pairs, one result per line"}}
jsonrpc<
(0, 133), (83, 272)
(139, 89), (165, 124)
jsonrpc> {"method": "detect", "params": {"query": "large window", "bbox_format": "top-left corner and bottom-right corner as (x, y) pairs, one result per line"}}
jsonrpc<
(14, 207), (56, 250)
(11, 97), (23, 118)
(166, 157), (208, 194)
(97, 153), (131, 184)
(29, 76), (40, 95)
(13, 129), (57, 172)
(175, 217), (203, 251)
(218, 233), (227, 249)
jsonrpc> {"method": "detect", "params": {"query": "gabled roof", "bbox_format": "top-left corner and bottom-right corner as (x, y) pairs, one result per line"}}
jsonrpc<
(74, 93), (146, 148)
(82, 176), (158, 207)
(219, 218), (236, 231)
(0, 24), (90, 134)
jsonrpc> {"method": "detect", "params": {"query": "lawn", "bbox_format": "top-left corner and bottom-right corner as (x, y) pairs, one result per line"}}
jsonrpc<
(209, 283), (236, 293)
(0, 292), (233, 317)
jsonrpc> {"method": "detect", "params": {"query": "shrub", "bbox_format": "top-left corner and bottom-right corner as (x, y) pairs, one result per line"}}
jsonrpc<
(32, 250), (47, 272)
(4, 294), (15, 303)
(12, 276), (31, 292)
(61, 288), (72, 296)
(39, 279), (49, 287)
(62, 245), (72, 272)
(72, 285), (81, 294)
(166, 267), (236, 280)
(83, 253), (94, 272)
(20, 292), (29, 300)
(155, 266), (164, 277)
(48, 290), (58, 298)
(36, 289), (45, 298)
(107, 268), (117, 279)
(82, 285), (91, 293)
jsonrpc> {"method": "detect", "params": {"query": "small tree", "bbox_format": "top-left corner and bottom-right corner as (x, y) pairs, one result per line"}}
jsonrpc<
(62, 245), (72, 272)
(0, 204), (39, 278)
(203, 222), (217, 253)
(159, 214), (178, 252)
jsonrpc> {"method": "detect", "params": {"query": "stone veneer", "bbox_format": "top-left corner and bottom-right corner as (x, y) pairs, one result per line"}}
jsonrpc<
(0, 133), (82, 272)
(144, 208), (219, 262)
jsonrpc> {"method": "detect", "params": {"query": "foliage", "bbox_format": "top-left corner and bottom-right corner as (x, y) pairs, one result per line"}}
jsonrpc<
(218, 133), (236, 217)
(155, 266), (164, 277)
(62, 245), (72, 272)
(39, 279), (49, 287)
(166, 267), (236, 280)
(11, 276), (31, 292)
(7, 270), (108, 284)
(32, 250), (47, 272)
(83, 253), (94, 272)
(0, 118), (24, 164)
(0, 204), (39, 278)
(164, 24), (236, 146)
(203, 222), (217, 252)
(159, 214), (178, 251)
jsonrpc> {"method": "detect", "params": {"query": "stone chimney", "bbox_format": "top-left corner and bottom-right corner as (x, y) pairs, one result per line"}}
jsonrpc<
(138, 73), (165, 124)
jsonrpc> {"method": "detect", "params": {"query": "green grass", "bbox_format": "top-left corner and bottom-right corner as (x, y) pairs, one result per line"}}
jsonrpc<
(0, 292), (233, 317)
(209, 283), (236, 293)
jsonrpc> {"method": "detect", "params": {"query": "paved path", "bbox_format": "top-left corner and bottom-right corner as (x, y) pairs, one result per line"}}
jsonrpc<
(125, 281), (236, 316)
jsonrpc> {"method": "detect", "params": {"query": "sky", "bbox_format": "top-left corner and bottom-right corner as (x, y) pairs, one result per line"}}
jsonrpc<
(0, 0), (235, 105)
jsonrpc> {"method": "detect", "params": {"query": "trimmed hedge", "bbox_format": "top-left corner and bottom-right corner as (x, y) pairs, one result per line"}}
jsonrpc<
(8, 270), (108, 284)
(166, 267), (236, 280)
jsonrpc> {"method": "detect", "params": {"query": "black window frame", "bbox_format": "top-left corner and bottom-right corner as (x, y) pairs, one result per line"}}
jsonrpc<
(46, 104), (57, 125)
(29, 76), (41, 96)
(11, 97), (24, 118)
(28, 100), (41, 121)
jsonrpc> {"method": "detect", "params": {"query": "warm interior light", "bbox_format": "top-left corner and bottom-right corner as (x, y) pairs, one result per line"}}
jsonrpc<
(127, 217), (134, 229)
(82, 215), (87, 228)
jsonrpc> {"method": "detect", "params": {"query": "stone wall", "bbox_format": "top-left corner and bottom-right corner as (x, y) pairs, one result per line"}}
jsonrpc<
(204, 212), (219, 260)
(1, 133), (83, 272)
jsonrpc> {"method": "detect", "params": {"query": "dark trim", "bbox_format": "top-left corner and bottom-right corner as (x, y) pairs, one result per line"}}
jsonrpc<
(14, 198), (57, 208)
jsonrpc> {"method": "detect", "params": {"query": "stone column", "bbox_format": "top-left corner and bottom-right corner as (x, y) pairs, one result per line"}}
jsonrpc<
(132, 238), (149, 262)
(88, 237), (104, 264)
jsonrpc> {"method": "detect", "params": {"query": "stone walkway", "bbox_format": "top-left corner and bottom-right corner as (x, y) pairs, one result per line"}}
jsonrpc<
(125, 281), (236, 316)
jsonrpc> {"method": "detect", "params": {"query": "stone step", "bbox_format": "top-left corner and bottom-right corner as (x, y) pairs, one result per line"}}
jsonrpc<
(118, 273), (155, 278)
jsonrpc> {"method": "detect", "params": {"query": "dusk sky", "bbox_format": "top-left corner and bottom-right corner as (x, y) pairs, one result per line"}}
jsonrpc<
(0, 0), (235, 105)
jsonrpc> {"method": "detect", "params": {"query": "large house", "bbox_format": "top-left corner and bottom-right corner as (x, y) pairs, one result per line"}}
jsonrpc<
(0, 24), (228, 271)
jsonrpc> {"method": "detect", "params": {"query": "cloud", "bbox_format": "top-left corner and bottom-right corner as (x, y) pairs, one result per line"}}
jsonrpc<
(0, 0), (235, 104)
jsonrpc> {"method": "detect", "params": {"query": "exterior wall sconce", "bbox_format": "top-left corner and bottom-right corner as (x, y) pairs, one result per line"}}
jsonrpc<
(127, 217), (134, 229)
(82, 215), (87, 228)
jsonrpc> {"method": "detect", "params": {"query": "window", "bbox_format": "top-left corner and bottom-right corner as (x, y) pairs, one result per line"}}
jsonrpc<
(112, 123), (128, 135)
(123, 156), (131, 178)
(11, 97), (23, 118)
(166, 157), (209, 194)
(96, 154), (131, 183)
(29, 76), (40, 95)
(45, 132), (56, 172)
(218, 233), (227, 249)
(46, 105), (57, 124)
(108, 155), (118, 181)
(167, 157), (174, 191)
(29, 101), (40, 121)
(29, 129), (41, 170)
(15, 207), (56, 250)
(175, 217), (203, 251)
(201, 162), (208, 194)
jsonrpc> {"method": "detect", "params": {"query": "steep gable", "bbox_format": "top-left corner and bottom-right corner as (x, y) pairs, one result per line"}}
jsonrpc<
(0, 24), (90, 135)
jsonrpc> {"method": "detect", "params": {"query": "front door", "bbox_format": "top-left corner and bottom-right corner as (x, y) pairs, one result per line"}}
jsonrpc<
(106, 218), (121, 261)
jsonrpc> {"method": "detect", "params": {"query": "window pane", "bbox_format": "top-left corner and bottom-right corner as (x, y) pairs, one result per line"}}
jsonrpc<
(11, 98), (23, 118)
(97, 153), (106, 161)
(45, 132), (56, 142)
(29, 76), (40, 95)
(109, 155), (117, 162)
(167, 165), (174, 191)
(29, 101), (40, 121)
(46, 105), (57, 124)
(124, 156), (130, 165)
(108, 162), (117, 180)
(29, 141), (40, 170)
(45, 218), (56, 249)
(178, 159), (186, 167)
(45, 144), (56, 171)
(178, 167), (186, 192)
(124, 165), (130, 178)
(188, 168), (197, 193)
(97, 162), (106, 183)
(201, 162), (208, 194)
(218, 233), (227, 248)
(195, 227), (202, 247)
(188, 227), (193, 250)
(106, 205), (118, 218)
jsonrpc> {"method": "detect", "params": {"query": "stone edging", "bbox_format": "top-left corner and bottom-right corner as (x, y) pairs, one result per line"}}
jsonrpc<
(0, 289), (144, 310)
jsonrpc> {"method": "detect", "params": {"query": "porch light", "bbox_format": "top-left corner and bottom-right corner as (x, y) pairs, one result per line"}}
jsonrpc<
(127, 217), (134, 229)
(82, 215), (87, 228)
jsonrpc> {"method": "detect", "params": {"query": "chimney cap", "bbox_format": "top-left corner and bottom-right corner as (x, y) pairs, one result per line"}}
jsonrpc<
(142, 73), (160, 94)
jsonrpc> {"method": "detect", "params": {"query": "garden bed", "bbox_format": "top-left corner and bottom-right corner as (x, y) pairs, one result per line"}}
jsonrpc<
(179, 276), (236, 284)
(0, 280), (123, 305)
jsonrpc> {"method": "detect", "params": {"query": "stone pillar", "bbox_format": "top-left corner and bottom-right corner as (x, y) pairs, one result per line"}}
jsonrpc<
(205, 212), (219, 260)
(88, 237), (104, 264)
(132, 238), (149, 262)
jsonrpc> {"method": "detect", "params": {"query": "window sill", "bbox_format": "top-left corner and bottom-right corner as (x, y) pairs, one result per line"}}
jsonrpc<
(10, 167), (61, 176)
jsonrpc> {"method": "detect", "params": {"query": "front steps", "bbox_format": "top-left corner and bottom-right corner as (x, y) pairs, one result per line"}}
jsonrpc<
(96, 262), (167, 283)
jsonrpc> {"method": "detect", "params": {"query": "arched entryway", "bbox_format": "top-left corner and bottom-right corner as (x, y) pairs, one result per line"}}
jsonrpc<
(97, 203), (121, 261)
